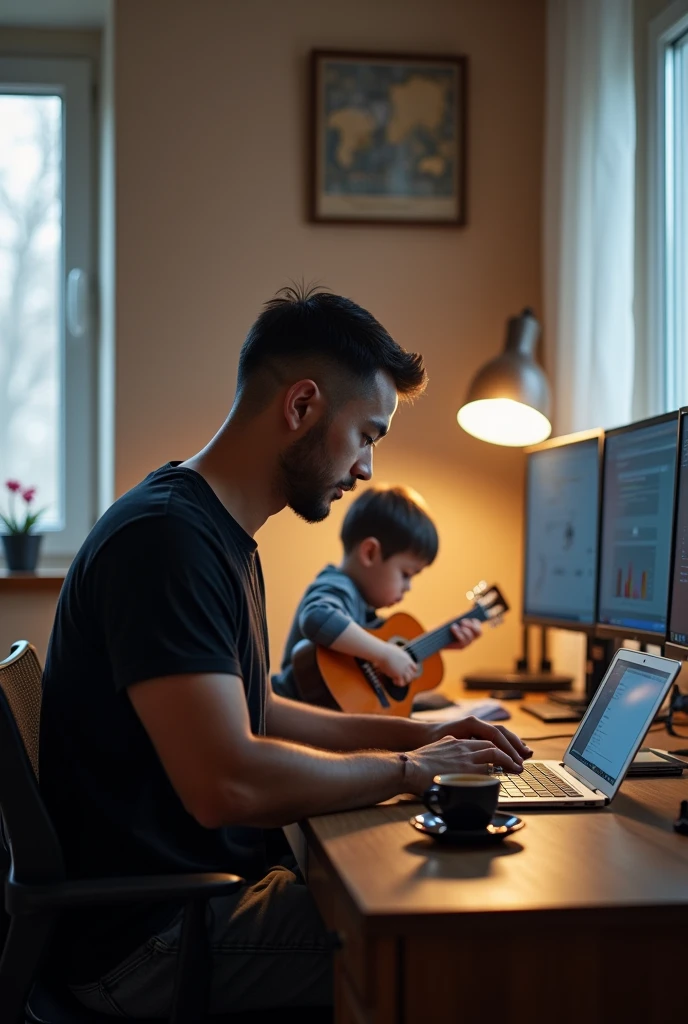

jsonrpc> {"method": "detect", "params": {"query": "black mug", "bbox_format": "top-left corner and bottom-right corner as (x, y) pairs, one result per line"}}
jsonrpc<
(423, 773), (501, 831)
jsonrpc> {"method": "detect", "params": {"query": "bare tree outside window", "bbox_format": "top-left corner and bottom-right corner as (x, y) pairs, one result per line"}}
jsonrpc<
(0, 94), (61, 529)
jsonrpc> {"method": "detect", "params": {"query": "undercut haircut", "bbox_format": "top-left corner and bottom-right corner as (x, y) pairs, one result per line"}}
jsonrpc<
(341, 485), (439, 564)
(236, 284), (427, 409)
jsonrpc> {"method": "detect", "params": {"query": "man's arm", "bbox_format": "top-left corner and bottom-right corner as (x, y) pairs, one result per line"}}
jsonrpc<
(128, 673), (524, 831)
(267, 689), (531, 766)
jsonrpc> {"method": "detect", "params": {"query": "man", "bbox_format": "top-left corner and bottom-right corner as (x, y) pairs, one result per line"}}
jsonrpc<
(40, 286), (530, 1016)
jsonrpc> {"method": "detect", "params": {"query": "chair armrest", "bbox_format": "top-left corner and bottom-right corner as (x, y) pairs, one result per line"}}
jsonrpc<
(6, 870), (244, 915)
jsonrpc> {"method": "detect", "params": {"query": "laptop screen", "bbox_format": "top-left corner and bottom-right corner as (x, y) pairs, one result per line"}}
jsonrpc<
(567, 656), (675, 786)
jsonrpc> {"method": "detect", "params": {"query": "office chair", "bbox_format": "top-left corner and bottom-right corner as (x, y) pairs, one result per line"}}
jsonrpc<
(0, 642), (331, 1024)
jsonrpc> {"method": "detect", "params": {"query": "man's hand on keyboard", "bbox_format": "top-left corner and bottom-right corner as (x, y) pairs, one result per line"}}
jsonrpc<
(427, 716), (533, 770)
(405, 725), (530, 793)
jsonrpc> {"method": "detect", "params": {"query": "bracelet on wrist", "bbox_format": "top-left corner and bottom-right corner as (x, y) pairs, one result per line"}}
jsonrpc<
(399, 752), (410, 779)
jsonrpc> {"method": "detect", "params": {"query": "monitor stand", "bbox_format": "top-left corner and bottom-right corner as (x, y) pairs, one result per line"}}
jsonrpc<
(522, 637), (619, 722)
(463, 625), (574, 693)
(463, 669), (575, 692)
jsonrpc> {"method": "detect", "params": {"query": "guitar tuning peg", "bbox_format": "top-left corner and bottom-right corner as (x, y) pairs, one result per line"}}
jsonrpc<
(466, 590), (474, 601)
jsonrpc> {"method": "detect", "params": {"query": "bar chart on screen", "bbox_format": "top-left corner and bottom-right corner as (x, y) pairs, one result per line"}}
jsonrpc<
(613, 546), (655, 601)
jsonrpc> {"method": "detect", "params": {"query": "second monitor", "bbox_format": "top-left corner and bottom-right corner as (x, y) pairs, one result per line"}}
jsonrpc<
(597, 412), (679, 643)
(518, 430), (602, 720)
(524, 430), (602, 630)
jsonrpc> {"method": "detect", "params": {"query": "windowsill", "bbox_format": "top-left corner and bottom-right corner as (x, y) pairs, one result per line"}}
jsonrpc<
(0, 567), (69, 593)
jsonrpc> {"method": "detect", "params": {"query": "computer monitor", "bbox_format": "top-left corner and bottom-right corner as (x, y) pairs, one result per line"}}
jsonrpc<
(666, 408), (688, 659)
(523, 430), (603, 632)
(596, 412), (679, 643)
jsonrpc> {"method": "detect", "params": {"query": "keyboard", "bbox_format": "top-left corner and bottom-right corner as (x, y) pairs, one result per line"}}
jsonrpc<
(493, 761), (584, 799)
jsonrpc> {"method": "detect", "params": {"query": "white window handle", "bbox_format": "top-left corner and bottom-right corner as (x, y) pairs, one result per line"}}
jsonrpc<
(66, 268), (89, 338)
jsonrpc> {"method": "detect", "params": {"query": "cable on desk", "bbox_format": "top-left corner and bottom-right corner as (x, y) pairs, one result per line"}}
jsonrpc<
(521, 733), (576, 742)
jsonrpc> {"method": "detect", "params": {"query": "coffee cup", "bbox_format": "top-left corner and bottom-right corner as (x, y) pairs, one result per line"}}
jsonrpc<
(422, 773), (500, 831)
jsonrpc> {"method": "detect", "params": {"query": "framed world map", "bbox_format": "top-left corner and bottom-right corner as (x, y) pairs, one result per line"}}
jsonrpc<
(309, 50), (467, 225)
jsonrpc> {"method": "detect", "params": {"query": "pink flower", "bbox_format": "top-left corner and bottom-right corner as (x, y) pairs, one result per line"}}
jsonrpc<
(5, 480), (21, 493)
(22, 487), (36, 503)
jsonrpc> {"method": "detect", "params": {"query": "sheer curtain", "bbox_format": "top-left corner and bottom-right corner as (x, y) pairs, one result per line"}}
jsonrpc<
(543, 0), (636, 685)
(543, 0), (636, 436)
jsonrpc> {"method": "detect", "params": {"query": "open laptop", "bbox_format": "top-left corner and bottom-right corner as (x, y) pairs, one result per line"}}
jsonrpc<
(492, 648), (681, 808)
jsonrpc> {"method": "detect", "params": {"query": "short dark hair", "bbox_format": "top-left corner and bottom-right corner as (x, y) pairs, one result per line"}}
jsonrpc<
(341, 485), (439, 564)
(237, 284), (427, 404)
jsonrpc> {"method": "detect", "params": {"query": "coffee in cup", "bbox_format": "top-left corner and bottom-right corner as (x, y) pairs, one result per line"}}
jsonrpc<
(422, 773), (500, 831)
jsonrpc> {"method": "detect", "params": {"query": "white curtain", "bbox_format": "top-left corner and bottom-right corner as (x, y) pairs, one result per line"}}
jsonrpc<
(544, 0), (636, 436)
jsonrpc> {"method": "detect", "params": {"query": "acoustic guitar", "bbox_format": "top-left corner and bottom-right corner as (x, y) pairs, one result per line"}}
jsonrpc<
(290, 581), (509, 716)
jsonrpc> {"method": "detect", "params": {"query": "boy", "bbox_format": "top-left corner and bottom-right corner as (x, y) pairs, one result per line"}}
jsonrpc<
(273, 485), (481, 702)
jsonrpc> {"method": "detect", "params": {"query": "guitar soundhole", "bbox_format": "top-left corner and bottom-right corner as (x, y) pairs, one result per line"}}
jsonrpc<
(388, 635), (423, 679)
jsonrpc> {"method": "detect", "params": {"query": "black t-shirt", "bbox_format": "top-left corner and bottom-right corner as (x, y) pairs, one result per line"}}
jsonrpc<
(39, 463), (271, 983)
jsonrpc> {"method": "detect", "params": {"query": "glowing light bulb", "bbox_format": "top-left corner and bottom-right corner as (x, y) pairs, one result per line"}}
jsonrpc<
(457, 398), (552, 447)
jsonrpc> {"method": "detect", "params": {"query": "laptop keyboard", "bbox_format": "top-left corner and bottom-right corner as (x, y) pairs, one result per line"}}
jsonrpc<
(493, 761), (583, 799)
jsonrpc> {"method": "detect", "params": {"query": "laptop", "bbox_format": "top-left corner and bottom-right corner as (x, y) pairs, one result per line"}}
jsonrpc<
(492, 648), (682, 808)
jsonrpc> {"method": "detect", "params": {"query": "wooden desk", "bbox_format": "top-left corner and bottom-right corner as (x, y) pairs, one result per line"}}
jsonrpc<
(302, 705), (688, 1024)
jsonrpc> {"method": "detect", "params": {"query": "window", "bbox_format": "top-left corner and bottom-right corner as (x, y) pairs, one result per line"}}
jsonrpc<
(650, 2), (688, 413)
(0, 57), (94, 559)
(664, 24), (688, 408)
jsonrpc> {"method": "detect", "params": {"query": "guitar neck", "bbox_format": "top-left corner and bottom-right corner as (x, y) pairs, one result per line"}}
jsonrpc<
(405, 605), (488, 664)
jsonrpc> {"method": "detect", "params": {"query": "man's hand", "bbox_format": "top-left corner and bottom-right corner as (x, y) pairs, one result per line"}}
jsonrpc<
(373, 642), (418, 685)
(446, 618), (482, 650)
(404, 733), (524, 794)
(429, 715), (532, 766)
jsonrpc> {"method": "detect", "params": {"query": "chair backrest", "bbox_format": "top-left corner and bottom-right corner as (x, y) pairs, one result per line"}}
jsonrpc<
(0, 641), (42, 780)
(0, 642), (64, 883)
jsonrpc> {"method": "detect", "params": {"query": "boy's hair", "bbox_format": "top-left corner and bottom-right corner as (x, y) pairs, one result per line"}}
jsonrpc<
(340, 485), (439, 564)
(236, 284), (427, 409)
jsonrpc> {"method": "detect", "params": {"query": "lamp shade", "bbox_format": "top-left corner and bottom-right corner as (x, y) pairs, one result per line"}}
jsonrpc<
(457, 308), (552, 446)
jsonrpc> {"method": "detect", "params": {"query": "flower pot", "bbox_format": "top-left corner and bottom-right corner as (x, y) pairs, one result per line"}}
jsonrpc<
(1, 533), (42, 572)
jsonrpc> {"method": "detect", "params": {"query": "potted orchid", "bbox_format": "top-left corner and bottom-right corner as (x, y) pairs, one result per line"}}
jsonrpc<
(1, 480), (46, 571)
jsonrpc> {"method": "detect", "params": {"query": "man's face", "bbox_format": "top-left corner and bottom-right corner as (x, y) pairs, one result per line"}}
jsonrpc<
(279, 371), (398, 523)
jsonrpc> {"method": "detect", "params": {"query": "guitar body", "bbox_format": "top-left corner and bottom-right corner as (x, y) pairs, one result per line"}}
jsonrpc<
(292, 612), (444, 716)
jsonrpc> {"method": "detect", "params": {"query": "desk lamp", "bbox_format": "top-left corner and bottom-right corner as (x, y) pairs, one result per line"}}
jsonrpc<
(459, 307), (565, 694)
(457, 308), (552, 447)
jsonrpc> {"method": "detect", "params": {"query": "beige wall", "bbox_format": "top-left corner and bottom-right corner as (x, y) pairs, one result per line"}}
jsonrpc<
(3, 0), (546, 689)
(114, 0), (545, 685)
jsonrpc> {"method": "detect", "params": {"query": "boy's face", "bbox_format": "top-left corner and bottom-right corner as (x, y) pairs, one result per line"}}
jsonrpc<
(357, 541), (429, 609)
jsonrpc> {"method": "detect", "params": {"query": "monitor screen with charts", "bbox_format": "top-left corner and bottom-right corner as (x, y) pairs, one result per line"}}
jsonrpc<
(667, 410), (688, 653)
(597, 414), (678, 639)
(523, 433), (601, 628)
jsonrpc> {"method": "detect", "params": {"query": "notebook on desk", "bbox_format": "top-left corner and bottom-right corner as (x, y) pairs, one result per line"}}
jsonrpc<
(492, 649), (681, 808)
(411, 696), (510, 723)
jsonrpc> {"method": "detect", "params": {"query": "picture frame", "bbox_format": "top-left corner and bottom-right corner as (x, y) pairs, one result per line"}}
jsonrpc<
(309, 49), (467, 226)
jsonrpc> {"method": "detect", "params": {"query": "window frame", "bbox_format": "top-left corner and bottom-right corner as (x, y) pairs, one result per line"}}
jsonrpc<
(648, 0), (688, 415)
(0, 55), (95, 561)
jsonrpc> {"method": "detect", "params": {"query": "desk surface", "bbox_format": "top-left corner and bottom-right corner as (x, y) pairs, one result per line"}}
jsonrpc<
(303, 705), (688, 934)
